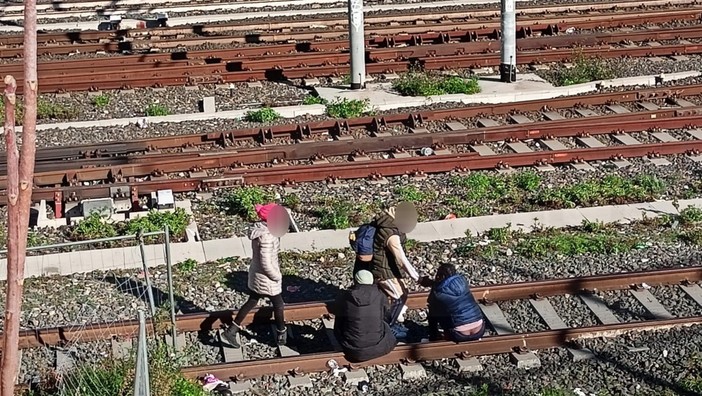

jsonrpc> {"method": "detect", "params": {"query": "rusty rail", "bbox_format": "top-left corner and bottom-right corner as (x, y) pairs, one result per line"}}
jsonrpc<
(10, 266), (702, 350)
(5, 111), (700, 204)
(181, 316), (702, 379)
(2, 2), (699, 57)
(4, 25), (702, 92)
(4, 81), (695, 167)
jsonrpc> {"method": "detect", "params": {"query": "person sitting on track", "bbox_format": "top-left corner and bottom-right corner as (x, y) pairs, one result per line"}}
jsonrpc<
(423, 263), (485, 342)
(222, 203), (290, 348)
(334, 270), (397, 363)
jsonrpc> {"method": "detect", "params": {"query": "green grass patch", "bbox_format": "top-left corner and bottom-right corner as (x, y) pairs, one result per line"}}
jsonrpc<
(302, 94), (327, 105)
(50, 343), (206, 396)
(72, 212), (118, 241)
(281, 192), (301, 211)
(218, 186), (274, 222)
(125, 208), (191, 238)
(91, 93), (111, 108)
(393, 71), (481, 96)
(515, 228), (640, 258)
(176, 258), (198, 274)
(554, 51), (615, 86)
(145, 103), (170, 117)
(394, 184), (436, 203)
(37, 99), (81, 120)
(316, 199), (353, 229)
(325, 98), (369, 119)
(535, 174), (665, 209)
(245, 107), (280, 122)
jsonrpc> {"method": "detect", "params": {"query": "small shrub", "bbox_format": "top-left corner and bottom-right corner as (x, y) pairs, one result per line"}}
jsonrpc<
(60, 359), (131, 396)
(451, 172), (509, 201)
(679, 206), (702, 225)
(126, 208), (191, 238)
(516, 229), (638, 258)
(487, 226), (512, 244)
(145, 103), (170, 117)
(92, 93), (111, 108)
(444, 196), (486, 218)
(393, 72), (480, 96)
(317, 200), (352, 229)
(513, 171), (541, 192)
(73, 212), (118, 240)
(326, 98), (369, 119)
(302, 95), (327, 105)
(245, 107), (280, 122)
(394, 184), (434, 203)
(281, 193), (301, 211)
(37, 99), (80, 120)
(176, 258), (198, 274)
(682, 375), (702, 393)
(679, 230), (702, 246)
(220, 186), (273, 222)
(554, 51), (614, 86)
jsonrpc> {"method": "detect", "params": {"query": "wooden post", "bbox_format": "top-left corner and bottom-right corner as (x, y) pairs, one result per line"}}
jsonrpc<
(0, 0), (38, 391)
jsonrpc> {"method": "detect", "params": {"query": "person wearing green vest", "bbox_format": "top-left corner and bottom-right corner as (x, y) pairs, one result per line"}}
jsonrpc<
(370, 202), (426, 327)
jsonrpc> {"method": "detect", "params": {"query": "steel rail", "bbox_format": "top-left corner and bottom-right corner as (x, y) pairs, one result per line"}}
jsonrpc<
(8, 266), (702, 350)
(180, 316), (702, 379)
(10, 108), (701, 188)
(6, 40), (702, 93)
(1, 82), (695, 166)
(5, 24), (699, 77)
(1, 0), (698, 51)
(2, 119), (702, 203)
(3, 7), (700, 58)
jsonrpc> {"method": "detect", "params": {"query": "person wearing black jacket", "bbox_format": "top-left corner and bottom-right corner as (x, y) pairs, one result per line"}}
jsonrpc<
(333, 270), (397, 362)
(424, 263), (485, 342)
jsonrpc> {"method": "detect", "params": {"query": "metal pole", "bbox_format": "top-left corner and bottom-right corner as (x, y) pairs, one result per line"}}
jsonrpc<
(164, 225), (177, 351)
(138, 232), (157, 320)
(500, 0), (517, 83)
(133, 310), (151, 396)
(348, 0), (366, 89)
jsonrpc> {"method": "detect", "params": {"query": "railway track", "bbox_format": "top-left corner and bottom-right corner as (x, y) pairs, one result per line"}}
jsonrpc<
(2, 83), (702, 209)
(1, 1), (698, 57)
(10, 267), (702, 382)
(3, 25), (702, 93)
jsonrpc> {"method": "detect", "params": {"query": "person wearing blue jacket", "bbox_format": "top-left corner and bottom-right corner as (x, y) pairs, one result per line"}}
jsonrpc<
(425, 263), (485, 342)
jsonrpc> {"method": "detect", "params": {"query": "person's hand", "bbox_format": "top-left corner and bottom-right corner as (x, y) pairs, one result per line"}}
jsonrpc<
(418, 275), (433, 288)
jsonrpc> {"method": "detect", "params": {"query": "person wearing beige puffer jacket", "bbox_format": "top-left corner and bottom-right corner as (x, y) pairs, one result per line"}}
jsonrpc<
(221, 203), (287, 348)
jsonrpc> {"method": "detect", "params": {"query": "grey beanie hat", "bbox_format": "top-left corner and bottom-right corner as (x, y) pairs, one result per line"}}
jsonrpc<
(354, 270), (374, 285)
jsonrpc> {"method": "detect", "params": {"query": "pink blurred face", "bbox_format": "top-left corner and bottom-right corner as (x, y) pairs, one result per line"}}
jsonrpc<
(267, 205), (290, 237)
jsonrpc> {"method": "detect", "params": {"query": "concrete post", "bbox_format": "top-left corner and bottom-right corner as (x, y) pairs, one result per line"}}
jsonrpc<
(348, 0), (366, 89)
(500, 0), (517, 83)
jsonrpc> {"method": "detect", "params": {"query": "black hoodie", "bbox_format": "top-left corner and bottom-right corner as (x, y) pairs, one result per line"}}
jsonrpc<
(333, 284), (397, 362)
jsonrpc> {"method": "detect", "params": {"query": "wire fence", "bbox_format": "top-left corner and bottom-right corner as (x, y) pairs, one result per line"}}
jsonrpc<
(1, 227), (182, 395)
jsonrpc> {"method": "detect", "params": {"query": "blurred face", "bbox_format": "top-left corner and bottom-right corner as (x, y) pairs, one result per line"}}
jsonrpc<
(395, 201), (418, 234)
(267, 205), (290, 237)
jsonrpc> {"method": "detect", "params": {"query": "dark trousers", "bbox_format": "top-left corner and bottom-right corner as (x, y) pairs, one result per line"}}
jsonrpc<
(446, 322), (485, 342)
(233, 290), (285, 331)
(353, 257), (372, 277)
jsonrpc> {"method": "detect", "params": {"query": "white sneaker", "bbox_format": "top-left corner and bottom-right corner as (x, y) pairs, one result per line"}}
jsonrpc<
(397, 305), (408, 323)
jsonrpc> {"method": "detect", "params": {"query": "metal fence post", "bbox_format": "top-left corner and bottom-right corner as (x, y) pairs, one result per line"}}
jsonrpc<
(134, 310), (151, 396)
(348, 0), (366, 89)
(138, 231), (157, 319)
(164, 225), (177, 350)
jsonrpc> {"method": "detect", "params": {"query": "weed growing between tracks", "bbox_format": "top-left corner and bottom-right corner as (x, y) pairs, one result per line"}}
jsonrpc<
(144, 103), (171, 117)
(244, 107), (280, 122)
(302, 94), (327, 105)
(28, 343), (205, 396)
(325, 98), (370, 119)
(69, 209), (191, 244)
(393, 71), (481, 96)
(457, 206), (702, 259)
(0, 98), (79, 123)
(91, 93), (110, 108)
(218, 185), (274, 222)
(553, 51), (615, 86)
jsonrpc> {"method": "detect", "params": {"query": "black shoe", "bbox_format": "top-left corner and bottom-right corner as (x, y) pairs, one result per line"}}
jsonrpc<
(276, 327), (287, 346)
(222, 323), (241, 348)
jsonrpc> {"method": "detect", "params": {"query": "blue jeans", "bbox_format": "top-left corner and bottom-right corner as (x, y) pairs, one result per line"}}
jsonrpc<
(447, 322), (485, 342)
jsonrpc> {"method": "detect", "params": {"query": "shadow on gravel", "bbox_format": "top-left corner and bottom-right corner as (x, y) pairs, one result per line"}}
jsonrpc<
(103, 274), (202, 314)
(225, 271), (342, 303)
